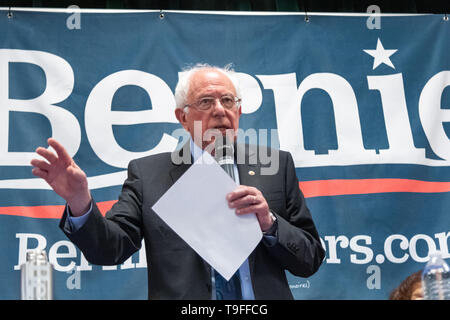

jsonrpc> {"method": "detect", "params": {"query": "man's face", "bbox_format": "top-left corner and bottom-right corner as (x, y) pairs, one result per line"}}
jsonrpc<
(175, 69), (242, 150)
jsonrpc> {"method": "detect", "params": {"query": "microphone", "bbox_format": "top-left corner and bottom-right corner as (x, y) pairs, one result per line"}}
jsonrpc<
(214, 135), (236, 181)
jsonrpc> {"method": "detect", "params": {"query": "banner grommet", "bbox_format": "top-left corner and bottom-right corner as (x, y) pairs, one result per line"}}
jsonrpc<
(7, 7), (13, 19)
(304, 9), (310, 23)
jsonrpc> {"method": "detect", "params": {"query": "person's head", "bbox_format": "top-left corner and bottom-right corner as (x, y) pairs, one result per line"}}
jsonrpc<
(174, 64), (242, 150)
(389, 270), (424, 300)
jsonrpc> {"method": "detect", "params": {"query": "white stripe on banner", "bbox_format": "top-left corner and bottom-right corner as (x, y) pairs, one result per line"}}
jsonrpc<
(0, 171), (127, 190)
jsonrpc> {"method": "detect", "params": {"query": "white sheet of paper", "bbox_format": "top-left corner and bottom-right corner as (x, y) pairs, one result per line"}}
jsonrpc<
(152, 152), (263, 280)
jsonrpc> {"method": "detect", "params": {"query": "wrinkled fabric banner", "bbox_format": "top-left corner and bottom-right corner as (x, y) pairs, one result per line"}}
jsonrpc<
(0, 10), (449, 299)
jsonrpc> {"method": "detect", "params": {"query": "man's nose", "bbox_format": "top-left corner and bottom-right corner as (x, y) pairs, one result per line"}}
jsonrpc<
(211, 98), (226, 114)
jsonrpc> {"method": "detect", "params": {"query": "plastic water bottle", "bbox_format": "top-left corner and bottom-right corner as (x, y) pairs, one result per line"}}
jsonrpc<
(20, 249), (53, 300)
(421, 251), (450, 300)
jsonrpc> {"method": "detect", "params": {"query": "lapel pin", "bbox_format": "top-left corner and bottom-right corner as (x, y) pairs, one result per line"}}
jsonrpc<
(248, 170), (255, 176)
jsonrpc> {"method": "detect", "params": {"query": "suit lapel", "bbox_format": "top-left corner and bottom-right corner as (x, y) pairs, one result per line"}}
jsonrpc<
(236, 143), (258, 187)
(169, 142), (192, 183)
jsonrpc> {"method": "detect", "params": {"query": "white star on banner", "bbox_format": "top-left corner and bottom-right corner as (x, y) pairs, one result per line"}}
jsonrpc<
(363, 38), (398, 70)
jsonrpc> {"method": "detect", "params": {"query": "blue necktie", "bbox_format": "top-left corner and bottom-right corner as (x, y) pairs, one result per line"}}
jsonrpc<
(215, 270), (242, 300)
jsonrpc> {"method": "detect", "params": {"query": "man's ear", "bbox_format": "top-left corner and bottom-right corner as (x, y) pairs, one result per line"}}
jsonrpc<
(175, 108), (187, 127)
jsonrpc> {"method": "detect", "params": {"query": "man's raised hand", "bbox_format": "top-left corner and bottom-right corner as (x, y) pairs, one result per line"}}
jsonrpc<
(31, 138), (91, 216)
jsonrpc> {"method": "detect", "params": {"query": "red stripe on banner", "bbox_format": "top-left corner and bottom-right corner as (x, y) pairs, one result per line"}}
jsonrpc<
(0, 200), (117, 219)
(300, 178), (450, 198)
(0, 179), (449, 218)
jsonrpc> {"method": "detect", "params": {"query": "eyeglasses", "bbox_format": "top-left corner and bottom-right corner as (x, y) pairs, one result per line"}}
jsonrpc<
(184, 95), (241, 111)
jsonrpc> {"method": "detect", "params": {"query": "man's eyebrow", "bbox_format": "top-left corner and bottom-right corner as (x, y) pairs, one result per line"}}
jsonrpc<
(197, 93), (234, 98)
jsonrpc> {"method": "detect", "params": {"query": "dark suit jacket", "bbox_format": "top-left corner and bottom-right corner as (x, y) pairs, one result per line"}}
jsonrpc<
(60, 144), (325, 299)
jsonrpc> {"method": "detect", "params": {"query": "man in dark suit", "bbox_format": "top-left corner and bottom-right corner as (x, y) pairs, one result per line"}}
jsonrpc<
(31, 64), (325, 299)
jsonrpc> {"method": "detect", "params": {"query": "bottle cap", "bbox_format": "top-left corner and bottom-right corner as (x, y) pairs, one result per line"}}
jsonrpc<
(25, 249), (48, 262)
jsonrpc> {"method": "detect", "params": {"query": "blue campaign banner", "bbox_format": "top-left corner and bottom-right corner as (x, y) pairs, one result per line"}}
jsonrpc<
(0, 9), (449, 299)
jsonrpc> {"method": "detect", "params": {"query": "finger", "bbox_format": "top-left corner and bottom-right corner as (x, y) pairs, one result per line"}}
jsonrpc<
(227, 185), (257, 202)
(235, 203), (264, 215)
(36, 147), (58, 164)
(47, 138), (72, 165)
(229, 194), (258, 208)
(30, 159), (51, 171)
(31, 167), (49, 180)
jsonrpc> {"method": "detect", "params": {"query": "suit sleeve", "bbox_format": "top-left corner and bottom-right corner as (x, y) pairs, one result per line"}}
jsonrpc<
(265, 152), (325, 277)
(59, 160), (144, 266)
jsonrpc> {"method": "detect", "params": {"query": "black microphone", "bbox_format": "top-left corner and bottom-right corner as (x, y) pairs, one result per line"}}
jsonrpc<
(214, 135), (236, 181)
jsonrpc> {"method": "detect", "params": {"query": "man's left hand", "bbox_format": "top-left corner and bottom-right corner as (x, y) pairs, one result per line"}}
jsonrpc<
(227, 185), (274, 232)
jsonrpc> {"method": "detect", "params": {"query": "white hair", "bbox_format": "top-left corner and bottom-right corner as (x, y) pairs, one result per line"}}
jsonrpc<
(174, 63), (241, 109)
